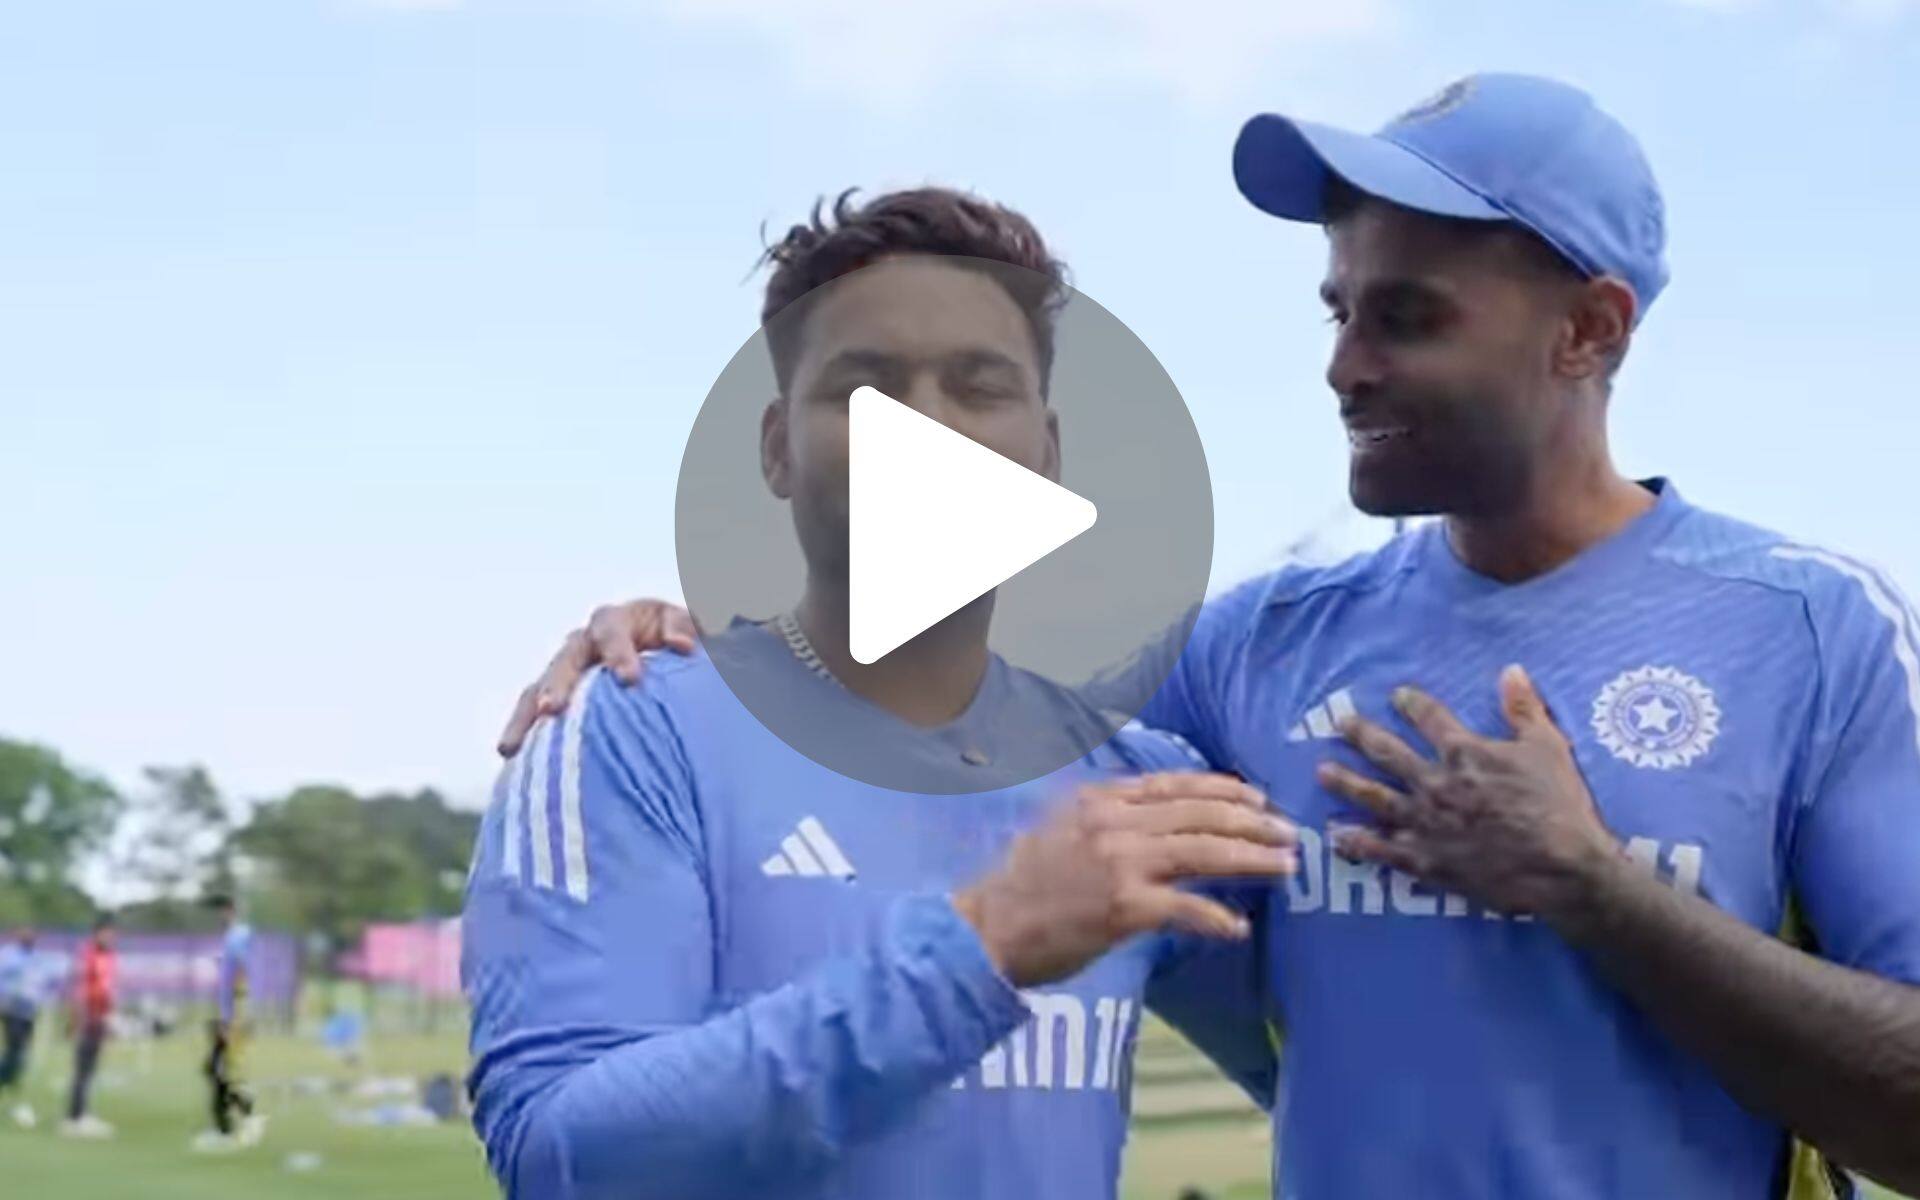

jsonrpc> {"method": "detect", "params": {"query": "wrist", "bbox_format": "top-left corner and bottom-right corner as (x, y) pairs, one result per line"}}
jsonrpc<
(951, 885), (1019, 985)
(1541, 835), (1635, 943)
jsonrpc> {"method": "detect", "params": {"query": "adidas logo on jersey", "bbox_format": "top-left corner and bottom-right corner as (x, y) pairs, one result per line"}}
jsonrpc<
(1286, 688), (1358, 742)
(761, 817), (856, 881)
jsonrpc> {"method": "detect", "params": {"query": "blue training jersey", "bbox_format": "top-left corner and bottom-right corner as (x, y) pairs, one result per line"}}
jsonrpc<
(216, 923), (251, 1024)
(462, 620), (1275, 1200)
(1128, 479), (1920, 1199)
(0, 942), (50, 1018)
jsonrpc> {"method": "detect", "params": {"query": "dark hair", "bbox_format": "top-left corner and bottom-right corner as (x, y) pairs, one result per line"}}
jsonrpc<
(1320, 173), (1368, 226)
(1322, 174), (1583, 285)
(203, 893), (235, 912)
(92, 912), (115, 932)
(759, 188), (1069, 394)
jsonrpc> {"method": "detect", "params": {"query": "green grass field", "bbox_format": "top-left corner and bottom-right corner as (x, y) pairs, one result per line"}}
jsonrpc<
(0, 1018), (1269, 1200)
(0, 1017), (1898, 1200)
(1, 1022), (493, 1200)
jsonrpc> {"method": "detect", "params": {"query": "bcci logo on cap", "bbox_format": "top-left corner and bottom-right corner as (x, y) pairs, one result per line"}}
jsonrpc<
(1394, 78), (1476, 126)
(1591, 665), (1721, 770)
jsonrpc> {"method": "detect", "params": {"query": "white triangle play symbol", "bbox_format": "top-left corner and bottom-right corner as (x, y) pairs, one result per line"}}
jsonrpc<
(848, 385), (1098, 665)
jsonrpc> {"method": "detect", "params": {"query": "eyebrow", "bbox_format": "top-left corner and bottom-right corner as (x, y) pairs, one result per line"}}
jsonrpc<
(943, 347), (1026, 375)
(818, 348), (906, 376)
(1321, 277), (1453, 309)
(818, 346), (1027, 376)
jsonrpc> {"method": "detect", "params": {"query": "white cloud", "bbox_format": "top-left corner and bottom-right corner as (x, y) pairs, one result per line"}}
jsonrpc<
(642, 0), (1397, 105)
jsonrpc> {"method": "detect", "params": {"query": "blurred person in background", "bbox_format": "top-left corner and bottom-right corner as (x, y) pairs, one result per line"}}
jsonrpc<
(61, 912), (117, 1139)
(192, 894), (263, 1152)
(0, 926), (51, 1128)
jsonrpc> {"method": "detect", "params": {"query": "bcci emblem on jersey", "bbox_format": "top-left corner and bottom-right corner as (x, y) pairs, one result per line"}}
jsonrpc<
(1591, 665), (1722, 770)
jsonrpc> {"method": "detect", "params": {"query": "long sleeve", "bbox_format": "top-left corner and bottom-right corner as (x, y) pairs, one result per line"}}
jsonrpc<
(462, 666), (1030, 1200)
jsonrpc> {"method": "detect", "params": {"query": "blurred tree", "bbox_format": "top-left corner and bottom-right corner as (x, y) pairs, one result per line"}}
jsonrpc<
(362, 788), (479, 918)
(233, 785), (478, 972)
(0, 738), (120, 924)
(0, 879), (97, 929)
(113, 764), (235, 929)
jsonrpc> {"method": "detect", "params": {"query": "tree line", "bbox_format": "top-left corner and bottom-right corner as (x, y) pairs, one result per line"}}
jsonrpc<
(0, 737), (479, 967)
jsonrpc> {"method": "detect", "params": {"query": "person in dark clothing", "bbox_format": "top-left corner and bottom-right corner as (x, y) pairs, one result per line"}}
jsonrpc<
(192, 895), (263, 1151)
(0, 927), (50, 1128)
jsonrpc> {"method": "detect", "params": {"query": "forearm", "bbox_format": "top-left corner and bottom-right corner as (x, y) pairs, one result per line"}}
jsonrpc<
(1553, 860), (1920, 1192)
(495, 895), (1028, 1200)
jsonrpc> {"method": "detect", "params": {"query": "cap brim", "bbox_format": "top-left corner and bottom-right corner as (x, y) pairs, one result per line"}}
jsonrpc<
(1233, 114), (1506, 224)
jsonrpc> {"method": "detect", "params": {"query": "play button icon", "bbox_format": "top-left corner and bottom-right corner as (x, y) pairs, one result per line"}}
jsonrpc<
(674, 253), (1213, 793)
(849, 385), (1098, 664)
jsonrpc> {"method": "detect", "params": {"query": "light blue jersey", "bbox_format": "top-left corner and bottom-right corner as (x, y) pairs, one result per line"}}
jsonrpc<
(216, 923), (251, 1024)
(462, 621), (1275, 1200)
(1134, 480), (1920, 1199)
(0, 942), (56, 1019)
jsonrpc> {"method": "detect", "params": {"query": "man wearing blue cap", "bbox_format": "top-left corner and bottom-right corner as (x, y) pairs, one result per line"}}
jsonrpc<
(501, 74), (1920, 1198)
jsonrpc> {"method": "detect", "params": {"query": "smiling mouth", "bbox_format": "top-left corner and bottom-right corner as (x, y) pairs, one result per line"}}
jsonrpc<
(1347, 426), (1412, 448)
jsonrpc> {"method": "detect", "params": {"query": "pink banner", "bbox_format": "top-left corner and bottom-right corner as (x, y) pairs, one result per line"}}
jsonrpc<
(349, 919), (462, 998)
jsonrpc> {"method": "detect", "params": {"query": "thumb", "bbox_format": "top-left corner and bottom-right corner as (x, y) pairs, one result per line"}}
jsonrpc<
(1499, 663), (1556, 739)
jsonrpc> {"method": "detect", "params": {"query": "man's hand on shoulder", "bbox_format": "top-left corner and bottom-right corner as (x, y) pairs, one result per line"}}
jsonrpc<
(498, 599), (699, 755)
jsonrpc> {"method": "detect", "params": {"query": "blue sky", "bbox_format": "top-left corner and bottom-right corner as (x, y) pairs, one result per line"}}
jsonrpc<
(4, 0), (1917, 808)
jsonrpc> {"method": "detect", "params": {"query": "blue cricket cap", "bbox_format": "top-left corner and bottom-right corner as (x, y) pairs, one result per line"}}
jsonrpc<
(1233, 73), (1670, 321)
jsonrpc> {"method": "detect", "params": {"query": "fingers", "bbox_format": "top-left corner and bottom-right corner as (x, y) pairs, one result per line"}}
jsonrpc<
(1153, 891), (1254, 941)
(1391, 686), (1474, 753)
(1315, 762), (1413, 825)
(496, 685), (543, 758)
(1338, 715), (1430, 786)
(539, 628), (594, 710)
(1331, 825), (1425, 876)
(1499, 663), (1560, 742)
(1078, 774), (1295, 850)
(588, 604), (647, 685)
(591, 600), (701, 685)
(1146, 833), (1298, 881)
(1124, 797), (1298, 849)
(498, 628), (595, 757)
(1109, 772), (1267, 810)
(660, 604), (700, 653)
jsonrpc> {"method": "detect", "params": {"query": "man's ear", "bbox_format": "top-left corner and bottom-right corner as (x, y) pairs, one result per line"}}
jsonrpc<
(1557, 276), (1636, 383)
(761, 398), (793, 499)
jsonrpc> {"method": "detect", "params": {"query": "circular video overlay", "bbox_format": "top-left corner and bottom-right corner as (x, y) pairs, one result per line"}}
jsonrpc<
(676, 255), (1212, 793)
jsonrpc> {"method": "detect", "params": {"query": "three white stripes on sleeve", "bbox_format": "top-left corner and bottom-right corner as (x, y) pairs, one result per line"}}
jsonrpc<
(499, 666), (601, 902)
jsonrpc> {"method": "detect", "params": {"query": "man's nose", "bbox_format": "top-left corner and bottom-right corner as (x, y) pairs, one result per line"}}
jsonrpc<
(898, 372), (949, 421)
(1326, 327), (1385, 401)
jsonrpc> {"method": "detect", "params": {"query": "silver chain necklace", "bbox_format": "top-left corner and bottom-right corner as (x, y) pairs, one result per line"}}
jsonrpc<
(771, 611), (839, 686)
(771, 610), (993, 766)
